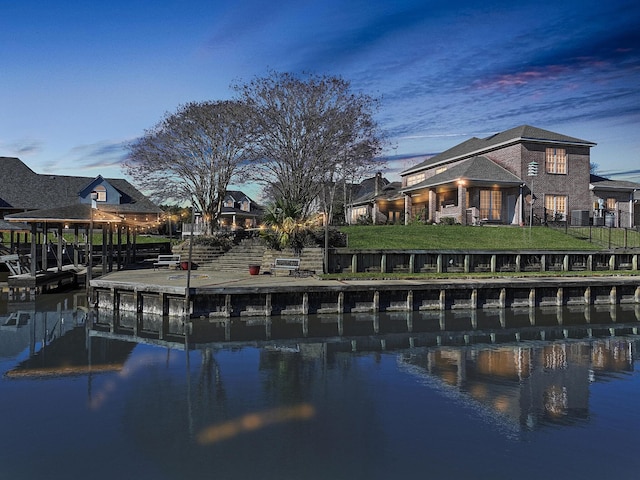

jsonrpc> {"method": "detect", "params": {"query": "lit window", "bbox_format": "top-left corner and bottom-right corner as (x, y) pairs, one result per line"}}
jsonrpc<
(406, 173), (425, 187)
(546, 148), (567, 174)
(350, 206), (368, 222)
(435, 166), (448, 174)
(224, 199), (234, 208)
(240, 200), (250, 212)
(545, 195), (567, 220)
(480, 190), (501, 220)
(606, 198), (616, 210)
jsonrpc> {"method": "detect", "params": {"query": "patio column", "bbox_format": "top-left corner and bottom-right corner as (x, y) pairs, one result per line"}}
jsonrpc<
(458, 182), (467, 225)
(404, 194), (412, 225)
(428, 189), (436, 222)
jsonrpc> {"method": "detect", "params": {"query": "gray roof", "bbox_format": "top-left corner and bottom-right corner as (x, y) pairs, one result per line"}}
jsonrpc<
(402, 156), (523, 192)
(350, 174), (400, 205)
(0, 157), (161, 215)
(402, 125), (596, 175)
(590, 175), (640, 192)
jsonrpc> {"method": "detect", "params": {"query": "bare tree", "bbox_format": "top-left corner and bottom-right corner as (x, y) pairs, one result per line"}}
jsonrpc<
(235, 71), (384, 218)
(124, 101), (252, 233)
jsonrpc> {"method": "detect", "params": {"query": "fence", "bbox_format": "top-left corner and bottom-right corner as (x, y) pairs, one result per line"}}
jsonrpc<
(550, 224), (640, 249)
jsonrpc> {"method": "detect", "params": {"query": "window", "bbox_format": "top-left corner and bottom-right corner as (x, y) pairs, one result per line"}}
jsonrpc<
(545, 195), (567, 220)
(94, 185), (107, 202)
(224, 198), (234, 208)
(240, 200), (250, 212)
(406, 172), (425, 187)
(546, 147), (567, 174)
(435, 166), (448, 175)
(480, 190), (501, 220)
(606, 197), (616, 210)
(350, 206), (368, 223)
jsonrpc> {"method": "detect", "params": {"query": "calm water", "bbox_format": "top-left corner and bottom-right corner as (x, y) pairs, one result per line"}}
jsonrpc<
(1, 290), (639, 480)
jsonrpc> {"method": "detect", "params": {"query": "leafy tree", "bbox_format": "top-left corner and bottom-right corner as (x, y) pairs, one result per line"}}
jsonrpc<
(124, 100), (252, 234)
(235, 71), (384, 218)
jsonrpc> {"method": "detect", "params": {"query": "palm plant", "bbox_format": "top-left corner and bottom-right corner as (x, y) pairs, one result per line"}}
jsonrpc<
(262, 198), (315, 250)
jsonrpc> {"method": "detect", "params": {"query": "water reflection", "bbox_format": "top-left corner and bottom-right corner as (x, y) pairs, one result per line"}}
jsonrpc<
(1, 290), (640, 478)
(2, 290), (638, 433)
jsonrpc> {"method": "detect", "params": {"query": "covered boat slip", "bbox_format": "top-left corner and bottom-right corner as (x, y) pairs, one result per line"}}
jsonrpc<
(1, 204), (167, 293)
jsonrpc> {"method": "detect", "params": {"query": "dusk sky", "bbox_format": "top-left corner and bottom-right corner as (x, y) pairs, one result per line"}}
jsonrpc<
(2, 0), (639, 196)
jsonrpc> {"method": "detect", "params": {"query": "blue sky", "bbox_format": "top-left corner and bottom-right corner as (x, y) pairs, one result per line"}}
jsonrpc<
(2, 0), (639, 195)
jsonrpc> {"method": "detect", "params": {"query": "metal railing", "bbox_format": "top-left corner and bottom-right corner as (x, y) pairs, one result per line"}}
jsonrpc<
(550, 224), (640, 249)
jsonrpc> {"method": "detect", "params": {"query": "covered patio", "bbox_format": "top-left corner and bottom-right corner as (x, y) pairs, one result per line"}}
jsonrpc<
(401, 156), (525, 225)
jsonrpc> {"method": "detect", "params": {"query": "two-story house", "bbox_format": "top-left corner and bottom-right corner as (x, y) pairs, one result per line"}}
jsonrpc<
(219, 190), (263, 229)
(400, 125), (596, 225)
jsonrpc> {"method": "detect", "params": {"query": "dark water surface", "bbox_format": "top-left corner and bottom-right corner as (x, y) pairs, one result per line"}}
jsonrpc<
(1, 290), (639, 480)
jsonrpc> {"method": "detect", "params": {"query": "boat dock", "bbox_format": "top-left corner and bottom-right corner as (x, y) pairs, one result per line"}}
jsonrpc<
(89, 268), (640, 318)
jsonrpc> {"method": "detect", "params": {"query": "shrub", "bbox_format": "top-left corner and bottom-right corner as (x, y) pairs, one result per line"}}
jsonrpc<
(439, 217), (459, 225)
(191, 232), (234, 250)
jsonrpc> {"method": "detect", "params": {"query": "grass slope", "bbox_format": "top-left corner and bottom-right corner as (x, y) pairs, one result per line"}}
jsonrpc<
(340, 225), (599, 251)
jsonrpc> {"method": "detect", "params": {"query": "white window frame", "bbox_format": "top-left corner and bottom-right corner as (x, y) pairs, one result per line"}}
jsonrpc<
(94, 185), (107, 202)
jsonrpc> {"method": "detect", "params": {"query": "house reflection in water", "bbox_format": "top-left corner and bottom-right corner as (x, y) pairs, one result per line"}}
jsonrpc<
(5, 288), (637, 437)
(399, 338), (636, 430)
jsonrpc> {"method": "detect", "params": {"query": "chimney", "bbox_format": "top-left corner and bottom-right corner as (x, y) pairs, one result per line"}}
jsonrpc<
(375, 172), (382, 196)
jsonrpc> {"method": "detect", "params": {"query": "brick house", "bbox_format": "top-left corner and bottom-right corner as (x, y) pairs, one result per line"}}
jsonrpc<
(400, 125), (596, 225)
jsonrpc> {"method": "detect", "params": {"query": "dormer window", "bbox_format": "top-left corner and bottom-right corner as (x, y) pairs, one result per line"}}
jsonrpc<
(240, 200), (250, 212)
(94, 185), (107, 202)
(224, 198), (234, 208)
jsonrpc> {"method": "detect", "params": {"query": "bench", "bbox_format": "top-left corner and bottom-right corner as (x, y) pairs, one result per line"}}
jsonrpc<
(270, 258), (300, 276)
(153, 254), (181, 269)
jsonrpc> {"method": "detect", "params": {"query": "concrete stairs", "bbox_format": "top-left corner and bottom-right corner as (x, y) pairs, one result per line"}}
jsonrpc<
(172, 239), (325, 274)
(262, 247), (324, 274)
(206, 239), (267, 272)
(171, 243), (227, 268)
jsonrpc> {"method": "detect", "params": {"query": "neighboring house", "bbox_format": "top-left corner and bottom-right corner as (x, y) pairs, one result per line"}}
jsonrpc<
(219, 190), (263, 229)
(346, 172), (403, 224)
(0, 156), (162, 227)
(590, 175), (640, 228)
(400, 125), (597, 225)
(183, 190), (263, 236)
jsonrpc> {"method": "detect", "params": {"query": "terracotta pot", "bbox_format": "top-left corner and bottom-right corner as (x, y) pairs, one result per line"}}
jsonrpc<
(249, 265), (260, 275)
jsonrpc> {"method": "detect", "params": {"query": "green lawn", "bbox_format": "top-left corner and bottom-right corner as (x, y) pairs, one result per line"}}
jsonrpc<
(339, 225), (600, 251)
